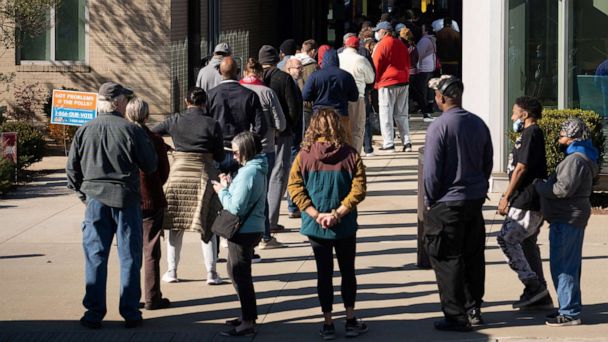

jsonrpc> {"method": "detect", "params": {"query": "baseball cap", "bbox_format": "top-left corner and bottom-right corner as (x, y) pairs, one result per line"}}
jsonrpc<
(428, 75), (463, 95)
(98, 82), (133, 100)
(214, 42), (232, 55)
(372, 21), (393, 32)
(345, 36), (360, 48)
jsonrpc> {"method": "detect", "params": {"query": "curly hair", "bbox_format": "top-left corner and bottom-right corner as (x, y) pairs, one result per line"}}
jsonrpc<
(300, 108), (348, 152)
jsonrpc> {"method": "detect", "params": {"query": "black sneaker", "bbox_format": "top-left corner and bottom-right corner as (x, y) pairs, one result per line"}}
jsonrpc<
(379, 145), (395, 153)
(467, 308), (484, 326)
(252, 253), (262, 264)
(125, 319), (143, 328)
(546, 315), (581, 327)
(433, 319), (472, 332)
(520, 293), (554, 311)
(79, 317), (101, 329)
(513, 279), (549, 309)
(403, 143), (412, 152)
(345, 317), (368, 337)
(319, 323), (336, 340)
(545, 311), (560, 319)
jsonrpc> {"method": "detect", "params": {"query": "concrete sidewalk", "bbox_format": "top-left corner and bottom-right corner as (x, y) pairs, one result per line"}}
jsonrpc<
(1, 119), (607, 341)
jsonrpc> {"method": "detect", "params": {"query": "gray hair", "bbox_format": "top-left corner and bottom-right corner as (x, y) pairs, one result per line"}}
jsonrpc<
(232, 131), (261, 164)
(97, 94), (125, 113)
(125, 97), (149, 125)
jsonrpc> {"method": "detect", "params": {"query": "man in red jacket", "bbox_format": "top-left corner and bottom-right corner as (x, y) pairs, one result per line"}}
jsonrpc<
(372, 21), (412, 152)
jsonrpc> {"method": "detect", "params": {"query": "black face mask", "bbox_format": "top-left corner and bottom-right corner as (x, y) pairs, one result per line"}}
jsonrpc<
(559, 143), (568, 154)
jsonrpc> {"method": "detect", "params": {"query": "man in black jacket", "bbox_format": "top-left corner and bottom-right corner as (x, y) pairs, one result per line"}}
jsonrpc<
(207, 57), (266, 174)
(259, 45), (302, 233)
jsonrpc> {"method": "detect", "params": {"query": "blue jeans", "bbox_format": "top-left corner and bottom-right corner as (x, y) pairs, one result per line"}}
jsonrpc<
(263, 152), (276, 241)
(82, 198), (143, 322)
(549, 222), (585, 318)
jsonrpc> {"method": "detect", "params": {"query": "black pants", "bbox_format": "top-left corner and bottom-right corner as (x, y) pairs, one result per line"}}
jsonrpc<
(309, 235), (357, 313)
(142, 209), (164, 304)
(522, 228), (547, 286)
(423, 199), (486, 324)
(412, 71), (435, 114)
(227, 233), (262, 321)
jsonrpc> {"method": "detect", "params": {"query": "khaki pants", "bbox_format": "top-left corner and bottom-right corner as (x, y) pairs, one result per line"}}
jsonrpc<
(339, 115), (352, 146)
(347, 98), (366, 153)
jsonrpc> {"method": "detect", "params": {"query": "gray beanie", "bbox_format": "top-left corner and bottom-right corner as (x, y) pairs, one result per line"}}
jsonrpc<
(561, 117), (590, 141)
(258, 45), (279, 65)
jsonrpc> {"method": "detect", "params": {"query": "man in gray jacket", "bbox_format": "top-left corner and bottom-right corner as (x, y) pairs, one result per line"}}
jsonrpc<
(196, 42), (232, 91)
(67, 82), (158, 329)
(535, 117), (599, 327)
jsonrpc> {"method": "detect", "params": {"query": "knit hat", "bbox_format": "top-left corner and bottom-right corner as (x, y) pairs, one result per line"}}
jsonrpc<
(345, 36), (359, 48)
(279, 39), (297, 56)
(258, 45), (279, 65)
(561, 117), (591, 141)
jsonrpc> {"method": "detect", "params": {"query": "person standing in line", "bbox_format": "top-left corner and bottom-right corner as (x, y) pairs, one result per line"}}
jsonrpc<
(125, 98), (171, 310)
(240, 57), (287, 250)
(152, 87), (226, 285)
(423, 75), (493, 332)
(196, 42), (232, 92)
(277, 38), (298, 70)
(360, 29), (377, 157)
(535, 118), (599, 327)
(301, 48), (359, 144)
(415, 21), (438, 122)
(288, 109), (368, 340)
(259, 45), (302, 233)
(207, 56), (267, 175)
(285, 57), (306, 220)
(67, 82), (157, 329)
(435, 17), (461, 78)
(213, 132), (268, 337)
(294, 39), (320, 135)
(497, 96), (553, 311)
(338, 36), (375, 154)
(372, 21), (413, 152)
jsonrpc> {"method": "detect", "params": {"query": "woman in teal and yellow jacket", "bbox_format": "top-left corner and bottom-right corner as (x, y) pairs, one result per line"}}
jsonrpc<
(288, 108), (368, 339)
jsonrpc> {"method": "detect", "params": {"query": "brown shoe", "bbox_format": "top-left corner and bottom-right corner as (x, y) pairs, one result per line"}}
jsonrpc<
(288, 211), (301, 219)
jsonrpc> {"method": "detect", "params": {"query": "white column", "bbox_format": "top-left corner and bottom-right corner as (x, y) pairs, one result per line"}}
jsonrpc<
(462, 0), (508, 186)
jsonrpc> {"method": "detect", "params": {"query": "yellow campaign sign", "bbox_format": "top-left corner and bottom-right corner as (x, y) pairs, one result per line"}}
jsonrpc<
(51, 90), (98, 126)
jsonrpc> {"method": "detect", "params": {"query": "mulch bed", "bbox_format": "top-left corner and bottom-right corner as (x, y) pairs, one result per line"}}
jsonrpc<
(591, 192), (608, 215)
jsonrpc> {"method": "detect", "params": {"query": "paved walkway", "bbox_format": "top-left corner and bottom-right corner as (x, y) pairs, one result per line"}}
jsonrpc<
(1, 120), (607, 341)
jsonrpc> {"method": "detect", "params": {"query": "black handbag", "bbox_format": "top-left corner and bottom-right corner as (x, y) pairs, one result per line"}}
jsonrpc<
(211, 204), (256, 240)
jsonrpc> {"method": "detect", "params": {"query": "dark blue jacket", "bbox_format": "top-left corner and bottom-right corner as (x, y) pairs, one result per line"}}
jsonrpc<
(302, 49), (358, 116)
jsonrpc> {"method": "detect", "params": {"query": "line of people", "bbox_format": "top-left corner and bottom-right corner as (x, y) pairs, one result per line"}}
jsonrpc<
(65, 18), (599, 341)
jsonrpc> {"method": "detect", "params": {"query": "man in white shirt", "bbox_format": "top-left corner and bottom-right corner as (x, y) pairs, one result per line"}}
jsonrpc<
(338, 36), (375, 153)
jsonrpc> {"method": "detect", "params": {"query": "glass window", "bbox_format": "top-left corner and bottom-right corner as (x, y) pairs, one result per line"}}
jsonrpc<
(20, 0), (86, 62)
(507, 0), (559, 109)
(568, 0), (608, 117)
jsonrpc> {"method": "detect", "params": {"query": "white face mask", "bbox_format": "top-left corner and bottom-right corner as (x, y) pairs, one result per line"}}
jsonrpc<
(374, 31), (382, 41)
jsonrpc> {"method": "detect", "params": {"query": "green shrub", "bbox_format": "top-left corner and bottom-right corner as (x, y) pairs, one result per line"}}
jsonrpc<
(0, 158), (15, 194)
(0, 121), (47, 170)
(510, 109), (605, 175)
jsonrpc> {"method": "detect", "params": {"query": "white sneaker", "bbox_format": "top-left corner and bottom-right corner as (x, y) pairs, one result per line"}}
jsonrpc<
(162, 270), (179, 283)
(259, 237), (286, 250)
(423, 114), (435, 123)
(206, 272), (224, 285)
(363, 152), (375, 157)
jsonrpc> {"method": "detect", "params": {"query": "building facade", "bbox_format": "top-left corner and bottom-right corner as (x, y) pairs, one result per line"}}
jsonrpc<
(462, 0), (607, 187)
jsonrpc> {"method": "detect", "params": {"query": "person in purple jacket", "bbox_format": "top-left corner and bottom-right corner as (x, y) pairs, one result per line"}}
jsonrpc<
(423, 75), (493, 332)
